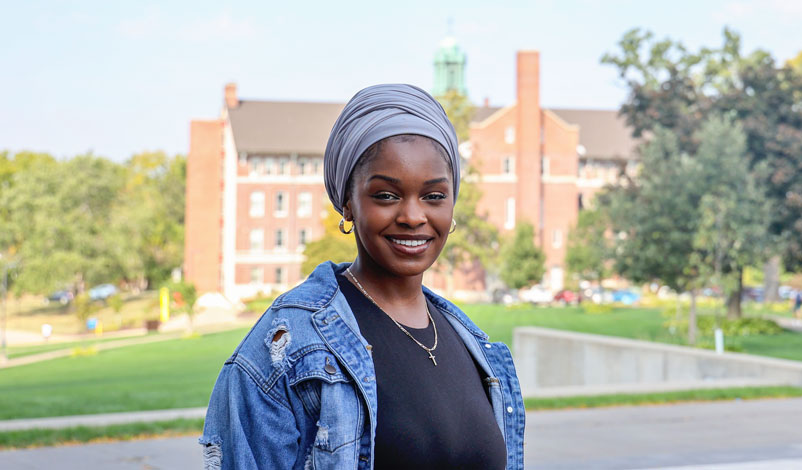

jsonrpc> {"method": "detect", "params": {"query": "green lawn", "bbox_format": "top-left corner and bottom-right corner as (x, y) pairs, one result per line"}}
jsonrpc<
(0, 328), (248, 420)
(1, 304), (801, 421)
(7, 335), (147, 359)
(464, 304), (802, 362)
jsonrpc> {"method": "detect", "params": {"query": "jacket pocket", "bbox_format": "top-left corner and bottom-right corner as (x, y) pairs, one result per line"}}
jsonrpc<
(290, 349), (364, 455)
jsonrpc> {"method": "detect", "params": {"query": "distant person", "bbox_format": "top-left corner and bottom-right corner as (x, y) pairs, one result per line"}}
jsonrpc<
(794, 291), (802, 318)
(200, 84), (524, 469)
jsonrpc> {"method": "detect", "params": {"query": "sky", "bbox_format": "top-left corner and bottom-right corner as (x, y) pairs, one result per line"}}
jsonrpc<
(2, 0), (801, 162)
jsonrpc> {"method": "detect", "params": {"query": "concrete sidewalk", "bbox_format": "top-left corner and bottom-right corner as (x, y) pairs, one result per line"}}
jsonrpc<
(0, 408), (207, 432)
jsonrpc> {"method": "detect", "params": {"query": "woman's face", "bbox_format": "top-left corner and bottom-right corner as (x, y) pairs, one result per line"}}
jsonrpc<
(343, 136), (454, 278)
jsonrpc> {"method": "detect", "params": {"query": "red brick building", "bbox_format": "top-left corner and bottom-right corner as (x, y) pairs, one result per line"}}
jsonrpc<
(184, 50), (636, 300)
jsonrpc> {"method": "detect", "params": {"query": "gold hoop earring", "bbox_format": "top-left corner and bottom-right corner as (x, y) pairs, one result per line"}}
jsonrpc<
(449, 219), (457, 234)
(339, 217), (354, 234)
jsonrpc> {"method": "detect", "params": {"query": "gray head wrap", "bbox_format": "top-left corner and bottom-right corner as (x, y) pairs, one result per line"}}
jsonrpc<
(324, 83), (460, 215)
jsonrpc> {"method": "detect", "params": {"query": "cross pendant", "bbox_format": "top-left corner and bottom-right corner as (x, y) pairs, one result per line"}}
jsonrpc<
(428, 351), (437, 366)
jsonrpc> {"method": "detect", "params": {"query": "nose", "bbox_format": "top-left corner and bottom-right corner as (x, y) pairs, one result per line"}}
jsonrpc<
(396, 198), (427, 228)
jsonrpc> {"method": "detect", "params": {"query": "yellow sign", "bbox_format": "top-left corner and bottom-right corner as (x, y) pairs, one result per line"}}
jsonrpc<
(160, 287), (170, 323)
(95, 321), (103, 336)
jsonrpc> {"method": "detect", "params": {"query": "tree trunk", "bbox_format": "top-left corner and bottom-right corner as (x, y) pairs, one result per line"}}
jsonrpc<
(762, 256), (781, 303)
(688, 289), (697, 346)
(726, 266), (744, 319)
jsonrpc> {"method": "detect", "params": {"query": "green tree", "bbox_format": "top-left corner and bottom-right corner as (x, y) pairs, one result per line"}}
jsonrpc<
(302, 207), (357, 276)
(435, 89), (475, 143)
(499, 222), (545, 289)
(114, 151), (186, 287)
(690, 116), (770, 318)
(565, 208), (612, 283)
(1, 154), (128, 294)
(435, 92), (499, 294)
(602, 27), (802, 311)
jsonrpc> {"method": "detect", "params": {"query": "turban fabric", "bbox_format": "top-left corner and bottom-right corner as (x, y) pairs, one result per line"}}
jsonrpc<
(324, 84), (460, 215)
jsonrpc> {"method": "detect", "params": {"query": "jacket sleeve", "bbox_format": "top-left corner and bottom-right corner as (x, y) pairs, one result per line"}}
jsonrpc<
(200, 361), (300, 470)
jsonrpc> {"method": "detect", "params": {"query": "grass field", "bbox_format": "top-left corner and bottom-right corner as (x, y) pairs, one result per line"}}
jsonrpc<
(0, 328), (248, 420)
(1, 304), (801, 422)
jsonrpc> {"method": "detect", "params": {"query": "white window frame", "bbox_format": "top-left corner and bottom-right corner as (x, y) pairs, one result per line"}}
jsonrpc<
(297, 192), (312, 217)
(552, 229), (563, 248)
(275, 228), (285, 249)
(250, 267), (263, 285)
(298, 228), (308, 248)
(275, 267), (285, 284)
(504, 198), (516, 230)
(503, 156), (515, 175)
(249, 229), (264, 252)
(249, 191), (265, 218)
(274, 191), (288, 217)
(505, 126), (516, 144)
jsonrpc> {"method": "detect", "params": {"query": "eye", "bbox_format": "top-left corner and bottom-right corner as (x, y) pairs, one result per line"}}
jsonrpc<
(372, 192), (399, 201)
(423, 192), (447, 201)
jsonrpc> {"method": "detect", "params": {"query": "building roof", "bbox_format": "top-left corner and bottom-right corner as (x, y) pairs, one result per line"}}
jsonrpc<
(228, 100), (638, 160)
(228, 100), (345, 155)
(549, 108), (638, 161)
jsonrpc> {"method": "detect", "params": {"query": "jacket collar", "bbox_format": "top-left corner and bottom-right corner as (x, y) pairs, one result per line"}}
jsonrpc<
(273, 261), (488, 341)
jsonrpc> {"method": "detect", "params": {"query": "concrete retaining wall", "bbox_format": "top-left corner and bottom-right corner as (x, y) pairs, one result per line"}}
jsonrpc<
(513, 326), (802, 397)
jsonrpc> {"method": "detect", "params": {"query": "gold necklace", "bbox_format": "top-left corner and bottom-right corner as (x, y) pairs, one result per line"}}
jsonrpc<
(346, 267), (438, 366)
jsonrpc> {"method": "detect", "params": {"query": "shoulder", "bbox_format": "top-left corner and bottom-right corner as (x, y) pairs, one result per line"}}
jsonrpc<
(226, 261), (346, 387)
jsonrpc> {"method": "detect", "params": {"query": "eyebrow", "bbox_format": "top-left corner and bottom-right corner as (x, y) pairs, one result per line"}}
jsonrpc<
(367, 174), (449, 185)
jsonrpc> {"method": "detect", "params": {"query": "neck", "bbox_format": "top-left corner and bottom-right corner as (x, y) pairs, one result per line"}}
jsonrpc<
(348, 256), (429, 327)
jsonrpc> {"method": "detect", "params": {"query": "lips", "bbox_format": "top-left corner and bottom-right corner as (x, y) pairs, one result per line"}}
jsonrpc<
(386, 235), (433, 255)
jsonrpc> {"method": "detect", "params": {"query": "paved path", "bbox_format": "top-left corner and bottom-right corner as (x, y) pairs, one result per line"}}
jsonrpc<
(0, 408), (207, 432)
(2, 398), (802, 469)
(526, 398), (802, 469)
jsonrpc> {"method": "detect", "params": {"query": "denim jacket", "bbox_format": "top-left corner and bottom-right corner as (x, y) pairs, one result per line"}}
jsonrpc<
(201, 262), (525, 470)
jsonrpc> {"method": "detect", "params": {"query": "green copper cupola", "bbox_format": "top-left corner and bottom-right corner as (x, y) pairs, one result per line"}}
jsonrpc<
(433, 36), (467, 97)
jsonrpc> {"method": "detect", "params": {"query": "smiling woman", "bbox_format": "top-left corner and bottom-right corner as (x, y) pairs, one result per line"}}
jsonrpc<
(201, 84), (525, 470)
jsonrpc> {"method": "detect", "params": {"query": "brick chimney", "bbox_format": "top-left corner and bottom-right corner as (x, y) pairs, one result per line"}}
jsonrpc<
(224, 83), (239, 109)
(515, 50), (542, 231)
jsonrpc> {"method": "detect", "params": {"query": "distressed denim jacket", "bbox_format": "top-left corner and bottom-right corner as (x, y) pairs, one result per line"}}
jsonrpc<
(201, 261), (525, 470)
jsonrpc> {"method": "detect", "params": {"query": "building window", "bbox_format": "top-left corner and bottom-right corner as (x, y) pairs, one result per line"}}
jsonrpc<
(542, 157), (550, 176)
(275, 229), (285, 249)
(249, 156), (265, 176)
(275, 191), (287, 216)
(299, 229), (308, 247)
(278, 158), (289, 175)
(250, 267), (263, 284)
(249, 191), (265, 217)
(312, 159), (321, 175)
(503, 156), (515, 175)
(552, 229), (563, 248)
(505, 198), (515, 230)
(297, 192), (312, 217)
(298, 160), (306, 175)
(505, 126), (516, 144)
(264, 158), (275, 175)
(275, 267), (285, 284)
(249, 229), (264, 252)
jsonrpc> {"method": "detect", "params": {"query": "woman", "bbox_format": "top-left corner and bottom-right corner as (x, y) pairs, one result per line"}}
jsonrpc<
(201, 84), (525, 470)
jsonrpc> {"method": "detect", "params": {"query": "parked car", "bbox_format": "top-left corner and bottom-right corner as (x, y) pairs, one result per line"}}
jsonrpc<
(519, 285), (552, 304)
(612, 289), (641, 305)
(741, 286), (764, 303)
(89, 283), (118, 301)
(553, 289), (578, 305)
(583, 287), (613, 304)
(45, 290), (73, 305)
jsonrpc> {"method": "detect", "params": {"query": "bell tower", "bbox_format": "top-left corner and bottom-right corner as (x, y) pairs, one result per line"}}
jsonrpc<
(433, 34), (467, 96)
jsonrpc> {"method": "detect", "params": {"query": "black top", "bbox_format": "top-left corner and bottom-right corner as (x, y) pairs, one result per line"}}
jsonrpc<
(337, 271), (506, 470)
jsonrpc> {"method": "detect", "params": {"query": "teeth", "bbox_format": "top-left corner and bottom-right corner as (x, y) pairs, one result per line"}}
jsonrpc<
(390, 238), (428, 247)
